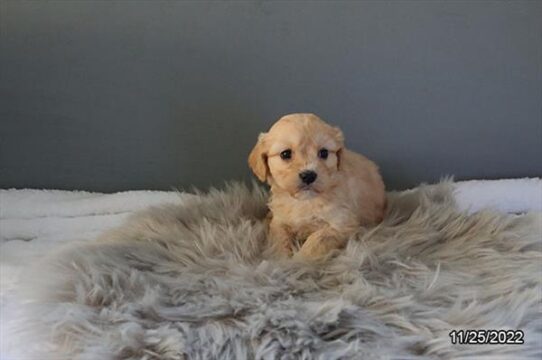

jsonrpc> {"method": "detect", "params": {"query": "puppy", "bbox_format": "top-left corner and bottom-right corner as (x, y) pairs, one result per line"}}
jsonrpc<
(248, 113), (386, 259)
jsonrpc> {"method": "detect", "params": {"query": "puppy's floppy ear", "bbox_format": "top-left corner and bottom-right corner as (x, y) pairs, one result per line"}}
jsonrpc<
(248, 132), (269, 182)
(332, 126), (345, 146)
(332, 127), (345, 170)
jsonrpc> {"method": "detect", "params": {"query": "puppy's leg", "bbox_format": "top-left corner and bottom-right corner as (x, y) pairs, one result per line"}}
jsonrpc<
(268, 221), (293, 257)
(296, 227), (348, 260)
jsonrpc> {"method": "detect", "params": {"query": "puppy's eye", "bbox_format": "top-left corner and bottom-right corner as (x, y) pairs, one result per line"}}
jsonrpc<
(318, 148), (329, 159)
(280, 149), (292, 160)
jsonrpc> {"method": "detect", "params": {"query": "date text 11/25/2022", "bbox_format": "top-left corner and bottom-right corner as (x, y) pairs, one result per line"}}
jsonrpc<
(449, 330), (524, 345)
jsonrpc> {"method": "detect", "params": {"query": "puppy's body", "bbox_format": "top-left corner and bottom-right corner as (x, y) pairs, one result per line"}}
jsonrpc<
(249, 114), (386, 259)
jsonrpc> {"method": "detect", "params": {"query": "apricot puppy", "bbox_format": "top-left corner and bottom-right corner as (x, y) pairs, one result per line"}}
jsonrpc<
(248, 113), (386, 259)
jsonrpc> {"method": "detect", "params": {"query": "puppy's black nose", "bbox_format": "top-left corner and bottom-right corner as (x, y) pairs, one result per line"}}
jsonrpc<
(299, 170), (317, 185)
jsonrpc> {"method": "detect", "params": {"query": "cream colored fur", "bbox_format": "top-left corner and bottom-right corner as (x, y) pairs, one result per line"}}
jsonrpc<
(248, 114), (386, 259)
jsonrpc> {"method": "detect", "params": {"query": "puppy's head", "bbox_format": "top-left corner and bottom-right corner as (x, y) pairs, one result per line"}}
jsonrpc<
(248, 113), (344, 198)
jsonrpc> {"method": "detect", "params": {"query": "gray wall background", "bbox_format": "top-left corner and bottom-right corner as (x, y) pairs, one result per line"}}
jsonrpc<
(1, 0), (541, 192)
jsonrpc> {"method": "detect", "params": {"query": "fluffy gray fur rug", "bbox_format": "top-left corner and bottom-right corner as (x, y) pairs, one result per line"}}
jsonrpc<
(14, 182), (542, 359)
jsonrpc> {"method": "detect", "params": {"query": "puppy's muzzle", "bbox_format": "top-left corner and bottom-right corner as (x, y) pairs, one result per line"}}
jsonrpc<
(299, 170), (317, 185)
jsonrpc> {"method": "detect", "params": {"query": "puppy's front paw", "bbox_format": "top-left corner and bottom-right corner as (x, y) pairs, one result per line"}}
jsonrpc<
(296, 227), (346, 261)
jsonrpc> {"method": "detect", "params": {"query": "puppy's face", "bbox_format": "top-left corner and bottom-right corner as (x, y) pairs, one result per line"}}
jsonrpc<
(249, 114), (344, 198)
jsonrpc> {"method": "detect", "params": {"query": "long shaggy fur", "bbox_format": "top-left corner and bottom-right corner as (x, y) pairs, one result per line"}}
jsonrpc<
(12, 181), (542, 359)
